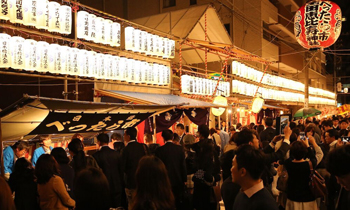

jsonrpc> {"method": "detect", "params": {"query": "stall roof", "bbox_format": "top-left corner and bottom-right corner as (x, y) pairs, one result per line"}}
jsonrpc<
(0, 95), (176, 141)
(95, 90), (224, 108)
(132, 5), (232, 64)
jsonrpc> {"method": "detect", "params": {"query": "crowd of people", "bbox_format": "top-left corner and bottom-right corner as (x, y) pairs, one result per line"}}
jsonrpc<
(1, 115), (350, 210)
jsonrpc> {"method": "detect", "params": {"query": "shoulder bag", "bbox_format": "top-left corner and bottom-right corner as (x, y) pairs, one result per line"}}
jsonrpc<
(308, 161), (327, 199)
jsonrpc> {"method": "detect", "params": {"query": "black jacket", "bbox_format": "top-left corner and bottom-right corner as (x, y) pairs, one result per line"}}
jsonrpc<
(121, 141), (148, 189)
(260, 127), (276, 143)
(93, 146), (123, 207)
(155, 142), (187, 187)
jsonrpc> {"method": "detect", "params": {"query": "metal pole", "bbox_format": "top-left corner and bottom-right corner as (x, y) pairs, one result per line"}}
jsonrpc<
(153, 116), (157, 143)
(0, 118), (4, 178)
(64, 75), (68, 100)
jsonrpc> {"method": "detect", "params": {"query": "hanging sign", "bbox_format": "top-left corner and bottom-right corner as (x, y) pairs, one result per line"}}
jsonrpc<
(29, 112), (155, 134)
(294, 1), (342, 49)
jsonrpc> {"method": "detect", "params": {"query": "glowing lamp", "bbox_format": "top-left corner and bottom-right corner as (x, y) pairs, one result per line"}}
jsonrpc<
(165, 65), (170, 85)
(134, 60), (141, 83)
(133, 29), (141, 52)
(158, 64), (164, 85)
(36, 0), (49, 29)
(10, 36), (25, 69)
(140, 31), (147, 53)
(125, 26), (134, 51)
(212, 96), (227, 116)
(60, 46), (69, 74)
(111, 22), (121, 47)
(344, 88), (348, 94)
(104, 54), (113, 79)
(77, 49), (89, 77)
(252, 96), (264, 113)
(23, 0), (37, 26)
(146, 32), (153, 55)
(87, 50), (96, 77)
(68, 48), (79, 75)
(9, 0), (23, 24)
(111, 56), (119, 80)
(48, 1), (60, 33)
(0, 0), (9, 20)
(0, 33), (11, 68)
(23, 39), (37, 71)
(94, 17), (105, 43)
(152, 35), (159, 56)
(181, 75), (190, 94)
(36, 41), (49, 72)
(152, 63), (159, 84)
(147, 62), (153, 84)
(86, 13), (96, 41)
(48, 44), (62, 74)
(169, 40), (175, 58)
(119, 56), (127, 81)
(59, 5), (72, 35)
(140, 61), (147, 83)
(295, 1), (342, 49)
(96, 53), (105, 79)
(104, 19), (113, 45)
(126, 58), (134, 82)
(77, 11), (89, 40)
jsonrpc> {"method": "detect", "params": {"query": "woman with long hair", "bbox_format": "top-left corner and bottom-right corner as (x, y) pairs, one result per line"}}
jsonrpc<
(131, 156), (175, 210)
(68, 138), (99, 174)
(8, 158), (40, 210)
(35, 154), (75, 210)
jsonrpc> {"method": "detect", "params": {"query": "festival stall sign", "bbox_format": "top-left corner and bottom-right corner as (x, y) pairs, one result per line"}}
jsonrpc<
(336, 104), (350, 115)
(0, 95), (176, 141)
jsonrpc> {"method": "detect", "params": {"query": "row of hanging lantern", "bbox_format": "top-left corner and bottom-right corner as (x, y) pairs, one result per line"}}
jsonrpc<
(181, 75), (230, 97)
(0, 33), (170, 85)
(125, 26), (175, 59)
(0, 0), (72, 35)
(309, 87), (335, 99)
(77, 11), (121, 47)
(232, 61), (335, 99)
(231, 80), (336, 105)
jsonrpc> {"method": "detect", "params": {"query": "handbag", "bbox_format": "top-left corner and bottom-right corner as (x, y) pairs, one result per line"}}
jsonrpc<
(276, 169), (288, 192)
(308, 161), (327, 199)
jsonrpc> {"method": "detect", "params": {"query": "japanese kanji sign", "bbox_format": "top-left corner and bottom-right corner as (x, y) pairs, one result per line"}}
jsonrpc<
(294, 1), (342, 49)
(29, 112), (154, 134)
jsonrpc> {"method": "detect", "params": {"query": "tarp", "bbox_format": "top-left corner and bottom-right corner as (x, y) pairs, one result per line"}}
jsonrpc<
(0, 95), (176, 141)
(132, 5), (232, 64)
(95, 89), (224, 108)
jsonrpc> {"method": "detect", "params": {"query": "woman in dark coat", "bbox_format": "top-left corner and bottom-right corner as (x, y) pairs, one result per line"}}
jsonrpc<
(8, 157), (40, 210)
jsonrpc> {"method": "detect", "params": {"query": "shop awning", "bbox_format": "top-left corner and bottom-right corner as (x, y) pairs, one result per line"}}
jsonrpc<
(132, 5), (232, 64)
(0, 95), (176, 141)
(95, 89), (223, 108)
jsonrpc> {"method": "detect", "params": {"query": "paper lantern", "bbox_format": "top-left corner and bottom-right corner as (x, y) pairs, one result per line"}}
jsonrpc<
(152, 35), (159, 56)
(146, 32), (153, 56)
(119, 56), (127, 81)
(169, 40), (175, 58)
(133, 29), (141, 52)
(252, 96), (264, 113)
(158, 37), (165, 57)
(165, 65), (170, 85)
(36, 41), (49, 72)
(104, 54), (113, 79)
(48, 44), (63, 74)
(0, 33), (11, 68)
(134, 60), (141, 83)
(295, 1), (342, 49)
(111, 22), (121, 47)
(60, 46), (69, 74)
(159, 37), (166, 58)
(212, 96), (227, 116)
(77, 11), (89, 40)
(87, 50), (96, 77)
(152, 63), (159, 84)
(158, 64), (164, 85)
(36, 0), (49, 29)
(163, 38), (170, 58)
(147, 63), (153, 84)
(140, 31), (147, 53)
(96, 53), (105, 79)
(104, 19), (113, 45)
(0, 0), (10, 20)
(67, 48), (79, 75)
(111, 56), (119, 80)
(87, 13), (96, 41)
(59, 5), (71, 35)
(140, 61), (147, 83)
(77, 49), (89, 77)
(126, 58), (134, 82)
(181, 75), (190, 94)
(48, 1), (60, 33)
(9, 0), (23, 24)
(23, 39), (37, 71)
(125, 26), (134, 51)
(23, 0), (37, 26)
(344, 88), (348, 94)
(10, 36), (25, 69)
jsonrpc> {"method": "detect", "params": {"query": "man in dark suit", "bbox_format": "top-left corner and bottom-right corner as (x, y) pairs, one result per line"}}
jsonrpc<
(92, 133), (123, 209)
(259, 117), (276, 148)
(175, 123), (187, 145)
(155, 130), (187, 210)
(121, 127), (148, 209)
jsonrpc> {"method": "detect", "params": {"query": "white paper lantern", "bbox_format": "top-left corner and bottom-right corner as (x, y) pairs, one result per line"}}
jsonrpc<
(9, 0), (23, 24)
(0, 33), (11, 68)
(77, 49), (88, 77)
(59, 5), (71, 35)
(133, 29), (141, 53)
(96, 53), (105, 79)
(134, 60), (141, 83)
(104, 54), (113, 79)
(77, 11), (89, 40)
(87, 13), (96, 41)
(212, 96), (227, 116)
(95, 17), (105, 44)
(10, 36), (25, 69)
(0, 0), (9, 20)
(146, 33), (153, 56)
(152, 63), (159, 84)
(152, 35), (159, 56)
(87, 50), (96, 77)
(23, 0), (36, 26)
(23, 39), (37, 71)
(169, 40), (175, 58)
(147, 63), (153, 84)
(36, 41), (49, 72)
(67, 48), (79, 75)
(140, 61), (147, 83)
(60, 46), (69, 74)
(48, 1), (60, 33)
(111, 22), (121, 47)
(163, 38), (170, 58)
(111, 56), (119, 80)
(165, 65), (170, 85)
(104, 19), (113, 45)
(119, 56), (127, 81)
(36, 0), (48, 29)
(181, 75), (189, 94)
(48, 44), (63, 74)
(126, 58), (135, 82)
(125, 26), (134, 51)
(159, 37), (165, 58)
(140, 31), (147, 54)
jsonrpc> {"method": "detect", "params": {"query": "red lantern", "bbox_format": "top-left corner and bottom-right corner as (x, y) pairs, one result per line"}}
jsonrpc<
(294, 1), (342, 49)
